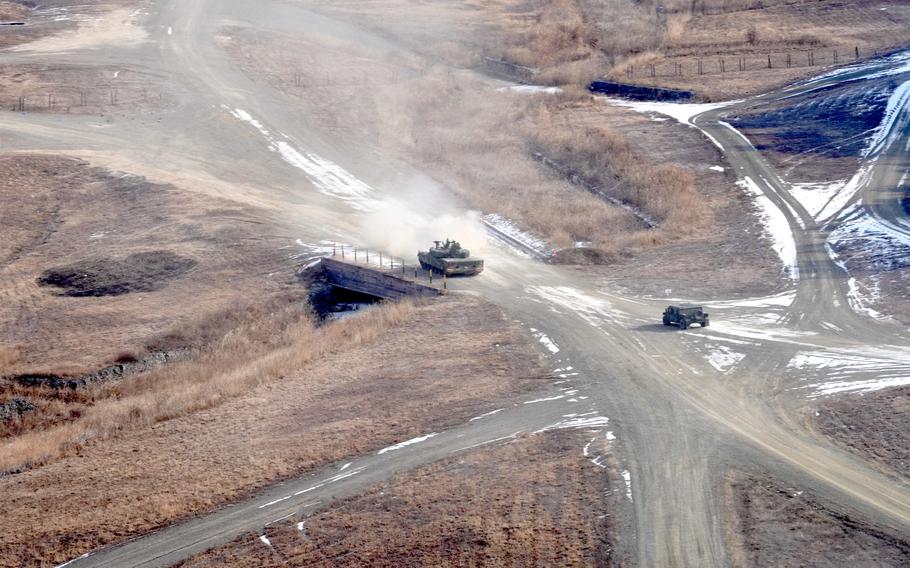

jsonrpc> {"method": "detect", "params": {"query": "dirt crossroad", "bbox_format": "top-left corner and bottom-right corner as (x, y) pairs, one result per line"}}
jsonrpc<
(2, 1), (908, 566)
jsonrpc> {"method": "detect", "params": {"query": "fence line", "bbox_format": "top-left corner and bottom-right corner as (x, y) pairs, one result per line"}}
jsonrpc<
(620, 46), (874, 80)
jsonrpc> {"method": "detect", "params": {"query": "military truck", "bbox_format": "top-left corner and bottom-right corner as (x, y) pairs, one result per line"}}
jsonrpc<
(662, 304), (709, 329)
(418, 239), (484, 276)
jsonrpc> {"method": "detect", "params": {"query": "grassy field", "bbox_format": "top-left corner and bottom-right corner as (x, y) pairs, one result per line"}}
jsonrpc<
(0, 294), (547, 567)
(179, 430), (626, 567)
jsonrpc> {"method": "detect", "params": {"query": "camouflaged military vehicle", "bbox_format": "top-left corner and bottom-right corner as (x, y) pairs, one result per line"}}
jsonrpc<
(663, 304), (709, 329)
(418, 239), (484, 276)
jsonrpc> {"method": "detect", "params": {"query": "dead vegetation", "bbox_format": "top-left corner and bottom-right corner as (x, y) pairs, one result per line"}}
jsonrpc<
(0, 293), (415, 473)
(179, 429), (624, 568)
(0, 295), (546, 567)
(812, 386), (910, 477)
(0, 154), (296, 377)
(726, 472), (910, 567)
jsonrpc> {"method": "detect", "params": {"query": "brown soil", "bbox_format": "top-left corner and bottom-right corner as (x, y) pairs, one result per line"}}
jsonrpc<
(726, 472), (910, 567)
(0, 294), (548, 567)
(812, 386), (910, 477)
(179, 429), (627, 568)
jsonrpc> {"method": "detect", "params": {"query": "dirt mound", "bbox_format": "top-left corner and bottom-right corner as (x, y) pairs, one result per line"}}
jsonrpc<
(550, 246), (619, 265)
(37, 251), (197, 297)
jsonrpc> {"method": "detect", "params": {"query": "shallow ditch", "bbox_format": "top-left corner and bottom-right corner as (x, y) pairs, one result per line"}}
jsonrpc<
(12, 348), (191, 390)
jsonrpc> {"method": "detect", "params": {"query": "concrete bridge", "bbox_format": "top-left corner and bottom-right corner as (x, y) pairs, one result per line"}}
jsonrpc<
(318, 257), (443, 300)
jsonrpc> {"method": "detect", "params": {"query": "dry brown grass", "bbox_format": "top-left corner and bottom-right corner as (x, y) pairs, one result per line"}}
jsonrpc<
(0, 297), (415, 473)
(179, 430), (623, 567)
(727, 472), (910, 567)
(0, 295), (545, 567)
(528, 108), (704, 232)
(0, 345), (19, 373)
(380, 71), (650, 250)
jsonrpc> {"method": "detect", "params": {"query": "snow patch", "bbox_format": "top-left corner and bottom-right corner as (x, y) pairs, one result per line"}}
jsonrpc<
(526, 286), (615, 328)
(864, 78), (910, 157)
(499, 85), (562, 95)
(621, 470), (633, 501)
(790, 346), (910, 397)
(605, 98), (738, 126)
(481, 213), (553, 258)
(704, 344), (746, 373)
(736, 176), (799, 280)
(530, 327), (560, 354)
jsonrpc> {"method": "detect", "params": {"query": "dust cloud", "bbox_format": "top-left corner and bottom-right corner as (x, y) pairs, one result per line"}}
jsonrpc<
(359, 180), (487, 259)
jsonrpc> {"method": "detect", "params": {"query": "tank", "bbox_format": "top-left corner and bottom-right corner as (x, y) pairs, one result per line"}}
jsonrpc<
(418, 239), (484, 276)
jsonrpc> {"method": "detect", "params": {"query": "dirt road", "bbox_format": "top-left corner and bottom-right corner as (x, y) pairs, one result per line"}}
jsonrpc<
(3, 1), (908, 566)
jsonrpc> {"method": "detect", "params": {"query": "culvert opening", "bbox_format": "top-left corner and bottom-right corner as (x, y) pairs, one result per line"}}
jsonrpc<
(308, 281), (383, 321)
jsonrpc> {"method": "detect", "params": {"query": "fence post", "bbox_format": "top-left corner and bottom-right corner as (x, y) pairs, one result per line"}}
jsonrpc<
(341, 245), (345, 259)
(366, 249), (369, 263)
(767, 54), (772, 69)
(855, 46), (859, 59)
(444, 273), (447, 291)
(379, 252), (383, 269)
(428, 269), (433, 285)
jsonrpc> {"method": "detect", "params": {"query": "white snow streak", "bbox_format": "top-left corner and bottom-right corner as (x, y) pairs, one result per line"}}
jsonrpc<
(469, 408), (504, 422)
(621, 470), (633, 501)
(523, 394), (566, 404)
(482, 213), (553, 257)
(529, 327), (560, 354)
(790, 346), (910, 397)
(736, 176), (799, 280)
(225, 106), (376, 210)
(864, 78), (910, 157)
(377, 433), (438, 454)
